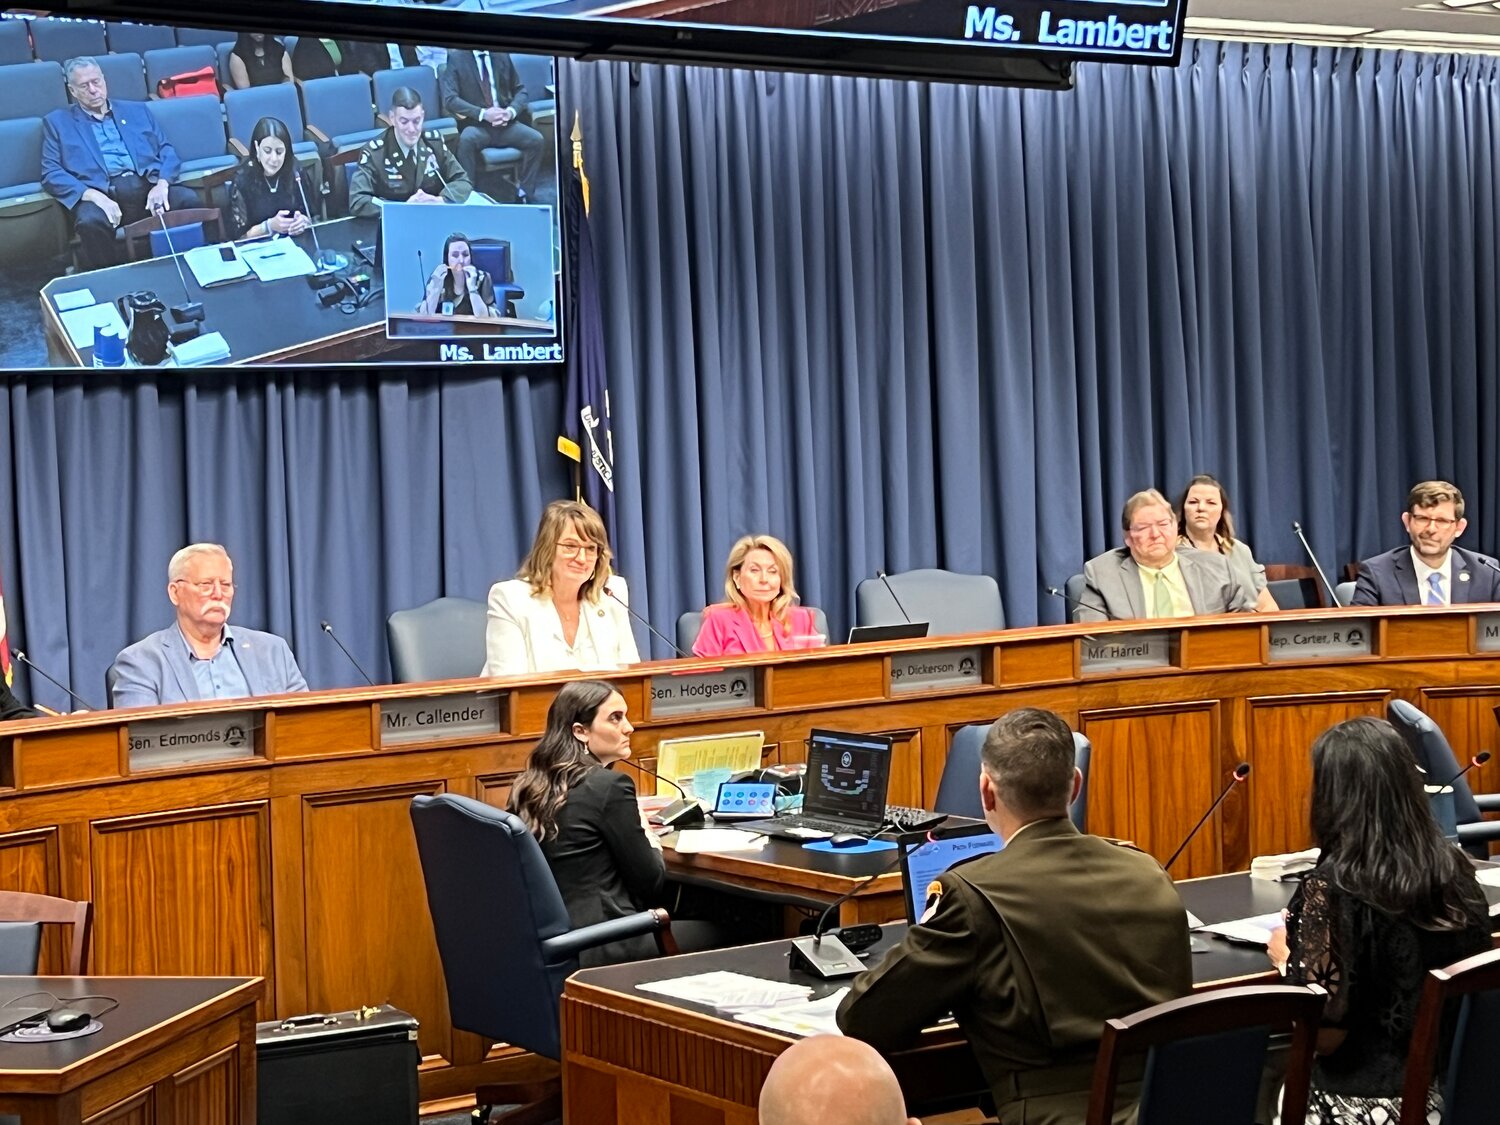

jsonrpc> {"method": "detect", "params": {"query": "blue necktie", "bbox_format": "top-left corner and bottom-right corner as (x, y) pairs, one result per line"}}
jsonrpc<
(1426, 572), (1444, 606)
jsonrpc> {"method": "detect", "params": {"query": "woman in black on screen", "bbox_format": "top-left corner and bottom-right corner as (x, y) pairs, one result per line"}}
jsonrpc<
(228, 33), (292, 90)
(418, 232), (500, 318)
(228, 117), (316, 240)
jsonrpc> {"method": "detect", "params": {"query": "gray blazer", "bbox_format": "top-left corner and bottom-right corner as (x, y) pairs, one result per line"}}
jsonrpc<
(1075, 548), (1257, 623)
(111, 623), (308, 709)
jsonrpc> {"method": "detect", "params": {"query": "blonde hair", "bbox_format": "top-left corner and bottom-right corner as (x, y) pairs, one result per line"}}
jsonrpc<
(721, 534), (798, 625)
(516, 500), (613, 602)
(1120, 489), (1174, 533)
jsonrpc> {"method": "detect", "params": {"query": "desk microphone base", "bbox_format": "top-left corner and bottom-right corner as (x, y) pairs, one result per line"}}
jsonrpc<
(789, 935), (864, 979)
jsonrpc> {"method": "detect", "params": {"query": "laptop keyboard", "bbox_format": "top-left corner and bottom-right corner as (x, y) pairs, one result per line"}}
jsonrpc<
(885, 805), (948, 833)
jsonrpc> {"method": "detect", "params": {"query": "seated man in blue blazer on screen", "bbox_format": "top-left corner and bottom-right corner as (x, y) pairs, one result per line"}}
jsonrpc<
(1352, 480), (1500, 606)
(41, 56), (199, 271)
(110, 543), (308, 709)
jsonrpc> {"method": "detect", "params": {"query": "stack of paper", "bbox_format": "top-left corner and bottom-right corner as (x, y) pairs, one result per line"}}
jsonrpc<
(668, 829), (766, 854)
(638, 971), (811, 1013)
(735, 989), (849, 1037)
(184, 243), (251, 287)
(1249, 848), (1319, 881)
(240, 239), (316, 282)
(1194, 912), (1284, 945)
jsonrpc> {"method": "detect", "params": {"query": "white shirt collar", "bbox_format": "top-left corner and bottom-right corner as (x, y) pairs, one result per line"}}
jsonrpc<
(1410, 547), (1453, 602)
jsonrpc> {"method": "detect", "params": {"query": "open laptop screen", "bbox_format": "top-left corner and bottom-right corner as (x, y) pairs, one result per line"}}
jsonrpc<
(899, 823), (1004, 923)
(802, 729), (893, 828)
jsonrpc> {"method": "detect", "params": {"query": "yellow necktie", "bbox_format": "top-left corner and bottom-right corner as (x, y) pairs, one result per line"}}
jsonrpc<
(1153, 571), (1174, 618)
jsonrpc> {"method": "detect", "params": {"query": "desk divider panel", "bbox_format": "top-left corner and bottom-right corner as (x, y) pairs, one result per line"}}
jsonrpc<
(1383, 611), (1471, 659)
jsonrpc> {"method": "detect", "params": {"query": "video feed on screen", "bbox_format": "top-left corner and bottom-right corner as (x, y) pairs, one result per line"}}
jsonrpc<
(0, 11), (564, 369)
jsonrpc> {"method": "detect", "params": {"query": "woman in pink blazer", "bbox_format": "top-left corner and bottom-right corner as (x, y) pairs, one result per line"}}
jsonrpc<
(692, 534), (822, 657)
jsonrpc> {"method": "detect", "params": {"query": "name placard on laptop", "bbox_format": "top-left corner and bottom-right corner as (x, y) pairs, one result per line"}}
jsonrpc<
(889, 648), (984, 693)
(128, 713), (260, 771)
(649, 670), (759, 718)
(1475, 613), (1500, 652)
(380, 692), (504, 746)
(1267, 620), (1374, 661)
(1079, 631), (1175, 675)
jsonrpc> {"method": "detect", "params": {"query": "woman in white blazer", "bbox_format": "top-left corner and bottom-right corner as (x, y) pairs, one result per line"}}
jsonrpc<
(481, 500), (641, 677)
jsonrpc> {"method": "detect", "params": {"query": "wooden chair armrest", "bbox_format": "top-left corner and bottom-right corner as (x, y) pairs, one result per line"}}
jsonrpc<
(306, 124), (331, 145)
(228, 138), (249, 159)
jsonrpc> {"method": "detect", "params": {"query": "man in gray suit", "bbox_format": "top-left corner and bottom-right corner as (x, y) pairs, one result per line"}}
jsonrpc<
(1075, 489), (1258, 622)
(110, 543), (308, 708)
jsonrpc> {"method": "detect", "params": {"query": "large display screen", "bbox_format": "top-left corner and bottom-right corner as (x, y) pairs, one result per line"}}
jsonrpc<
(0, 11), (564, 370)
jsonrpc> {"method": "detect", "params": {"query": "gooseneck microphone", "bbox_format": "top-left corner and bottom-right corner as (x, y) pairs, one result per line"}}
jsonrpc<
(1044, 585), (1111, 621)
(319, 621), (376, 686)
(11, 650), (100, 713)
(293, 171), (326, 264)
(604, 587), (692, 659)
(1164, 762), (1251, 873)
(1291, 521), (1342, 608)
(616, 757), (705, 828)
(876, 570), (913, 624)
(154, 209), (205, 326)
(790, 848), (906, 978)
(1437, 750), (1492, 795)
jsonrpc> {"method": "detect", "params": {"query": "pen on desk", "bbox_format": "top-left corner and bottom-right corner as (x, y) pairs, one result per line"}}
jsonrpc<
(260, 250), (286, 259)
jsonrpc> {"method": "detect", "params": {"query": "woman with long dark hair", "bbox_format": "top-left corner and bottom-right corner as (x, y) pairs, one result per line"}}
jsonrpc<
(418, 231), (499, 318)
(1269, 717), (1489, 1123)
(1175, 473), (1278, 611)
(228, 33), (292, 89)
(228, 117), (315, 240)
(508, 680), (664, 966)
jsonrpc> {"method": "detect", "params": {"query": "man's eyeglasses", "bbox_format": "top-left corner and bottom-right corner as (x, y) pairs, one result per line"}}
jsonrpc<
(177, 579), (234, 594)
(1409, 515), (1458, 530)
(1128, 519), (1176, 536)
(556, 541), (600, 560)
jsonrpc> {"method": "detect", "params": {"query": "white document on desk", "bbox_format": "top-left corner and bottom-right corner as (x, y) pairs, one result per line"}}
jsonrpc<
(734, 988), (849, 1037)
(59, 302), (127, 350)
(185, 242), (251, 286)
(1195, 912), (1284, 945)
(240, 240), (316, 282)
(638, 971), (811, 1013)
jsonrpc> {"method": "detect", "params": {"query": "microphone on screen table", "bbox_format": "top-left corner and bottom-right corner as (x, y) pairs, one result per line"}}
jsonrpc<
(319, 621), (376, 686)
(153, 208), (205, 328)
(11, 650), (100, 713)
(603, 587), (693, 660)
(1163, 762), (1251, 874)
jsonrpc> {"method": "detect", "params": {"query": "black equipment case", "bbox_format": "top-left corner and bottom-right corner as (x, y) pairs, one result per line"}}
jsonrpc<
(257, 1004), (420, 1125)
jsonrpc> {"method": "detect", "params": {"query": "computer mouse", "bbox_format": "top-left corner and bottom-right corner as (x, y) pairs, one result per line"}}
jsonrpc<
(46, 1008), (91, 1033)
(828, 833), (866, 848)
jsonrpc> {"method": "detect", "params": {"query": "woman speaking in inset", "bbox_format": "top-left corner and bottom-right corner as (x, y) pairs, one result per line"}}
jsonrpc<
(418, 231), (499, 318)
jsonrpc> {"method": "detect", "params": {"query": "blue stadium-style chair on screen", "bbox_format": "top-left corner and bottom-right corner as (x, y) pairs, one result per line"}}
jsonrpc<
(935, 722), (1091, 830)
(105, 21), (176, 57)
(149, 94), (238, 199)
(29, 16), (107, 64)
(0, 18), (32, 66)
(410, 793), (672, 1124)
(144, 44), (218, 98)
(174, 27), (233, 50)
(1387, 699), (1500, 858)
(1086, 985), (1325, 1125)
(675, 607), (832, 655)
(301, 74), (382, 162)
(93, 52), (148, 104)
(511, 53), (556, 122)
(469, 238), (525, 316)
(854, 568), (1004, 637)
(0, 890), (93, 974)
(387, 597), (488, 683)
(0, 61), (67, 122)
(120, 206), (223, 261)
(373, 66), (456, 140)
(0, 118), (68, 264)
(1400, 947), (1500, 1125)
(225, 84), (323, 189)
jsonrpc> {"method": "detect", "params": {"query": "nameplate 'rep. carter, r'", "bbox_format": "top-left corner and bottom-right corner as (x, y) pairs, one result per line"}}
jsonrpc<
(1267, 620), (1374, 662)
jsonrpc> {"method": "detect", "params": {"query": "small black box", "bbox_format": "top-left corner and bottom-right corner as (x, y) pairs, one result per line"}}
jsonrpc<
(257, 1004), (420, 1125)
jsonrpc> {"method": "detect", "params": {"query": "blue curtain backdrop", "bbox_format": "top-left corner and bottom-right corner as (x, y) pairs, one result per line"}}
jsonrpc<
(3, 41), (1499, 708)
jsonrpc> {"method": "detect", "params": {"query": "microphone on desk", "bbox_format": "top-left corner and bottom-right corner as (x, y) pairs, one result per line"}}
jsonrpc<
(11, 650), (100, 713)
(1436, 750), (1492, 795)
(319, 621), (376, 686)
(789, 848), (907, 979)
(294, 171), (334, 271)
(153, 209), (205, 329)
(1044, 585), (1111, 622)
(616, 757), (706, 829)
(875, 570), (914, 624)
(1163, 762), (1251, 874)
(1291, 521), (1342, 608)
(604, 587), (692, 660)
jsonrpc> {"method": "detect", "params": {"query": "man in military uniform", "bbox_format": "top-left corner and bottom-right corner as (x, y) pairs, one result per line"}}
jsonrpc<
(837, 708), (1192, 1125)
(348, 86), (471, 218)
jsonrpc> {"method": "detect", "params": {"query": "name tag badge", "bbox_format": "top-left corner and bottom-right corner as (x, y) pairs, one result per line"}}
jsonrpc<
(440, 301), (454, 316)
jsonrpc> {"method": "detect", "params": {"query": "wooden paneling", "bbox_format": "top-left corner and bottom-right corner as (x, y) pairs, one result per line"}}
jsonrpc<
(1183, 623), (1262, 668)
(771, 657), (883, 710)
(16, 728), (121, 789)
(1415, 685), (1500, 801)
(1245, 692), (1388, 857)
(1081, 703), (1220, 878)
(89, 803), (272, 1014)
(997, 638), (1074, 686)
(1384, 614), (1471, 659)
(0, 827), (66, 972)
(85, 1091), (151, 1125)
(270, 703), (376, 760)
(299, 782), (450, 1061)
(167, 1044), (241, 1125)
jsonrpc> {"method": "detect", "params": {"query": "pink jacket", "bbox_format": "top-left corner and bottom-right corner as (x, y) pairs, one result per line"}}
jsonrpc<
(692, 603), (819, 657)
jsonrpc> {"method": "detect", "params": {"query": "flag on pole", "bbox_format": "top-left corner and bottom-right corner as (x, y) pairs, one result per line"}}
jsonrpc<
(559, 110), (617, 545)
(0, 563), (12, 686)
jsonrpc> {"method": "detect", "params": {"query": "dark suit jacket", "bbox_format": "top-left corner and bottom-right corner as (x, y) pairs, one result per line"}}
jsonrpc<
(41, 101), (181, 210)
(838, 818), (1191, 1110)
(1352, 545), (1500, 606)
(537, 766), (664, 968)
(0, 677), (36, 721)
(440, 49), (530, 129)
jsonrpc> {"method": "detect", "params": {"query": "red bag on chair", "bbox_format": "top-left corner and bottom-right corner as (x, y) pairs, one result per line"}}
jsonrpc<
(156, 66), (219, 99)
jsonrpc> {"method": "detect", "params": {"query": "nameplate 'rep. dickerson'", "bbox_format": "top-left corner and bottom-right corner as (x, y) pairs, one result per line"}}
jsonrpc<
(890, 648), (984, 693)
(1267, 620), (1374, 661)
(1079, 631), (1174, 675)
(129, 713), (260, 771)
(649, 669), (759, 718)
(380, 692), (503, 746)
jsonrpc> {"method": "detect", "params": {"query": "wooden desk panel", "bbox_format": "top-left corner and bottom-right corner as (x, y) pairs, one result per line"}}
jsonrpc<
(0, 606), (1494, 1100)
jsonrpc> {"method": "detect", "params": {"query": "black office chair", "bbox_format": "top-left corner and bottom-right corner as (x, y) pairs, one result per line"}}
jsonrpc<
(1087, 984), (1326, 1125)
(1387, 699), (1500, 857)
(409, 794), (673, 1124)
(934, 722), (1091, 831)
(386, 596), (488, 683)
(1401, 947), (1500, 1125)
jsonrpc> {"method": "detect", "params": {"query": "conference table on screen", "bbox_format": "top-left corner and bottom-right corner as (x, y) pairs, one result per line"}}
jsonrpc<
(2, 602), (1499, 1103)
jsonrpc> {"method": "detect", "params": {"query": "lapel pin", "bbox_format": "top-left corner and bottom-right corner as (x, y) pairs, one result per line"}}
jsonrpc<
(1460, 572), (1470, 582)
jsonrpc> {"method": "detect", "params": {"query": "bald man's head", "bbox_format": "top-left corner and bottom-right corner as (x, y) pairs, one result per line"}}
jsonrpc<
(758, 1036), (919, 1125)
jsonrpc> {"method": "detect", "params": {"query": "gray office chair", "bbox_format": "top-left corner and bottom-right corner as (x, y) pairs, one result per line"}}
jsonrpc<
(854, 568), (1004, 637)
(1266, 577), (1320, 610)
(0, 890), (93, 974)
(1388, 699), (1500, 857)
(92, 52), (149, 103)
(0, 18), (30, 66)
(0, 61), (67, 122)
(386, 596), (488, 683)
(676, 607), (832, 654)
(1064, 573), (1090, 617)
(1334, 580), (1356, 606)
(934, 722), (1091, 831)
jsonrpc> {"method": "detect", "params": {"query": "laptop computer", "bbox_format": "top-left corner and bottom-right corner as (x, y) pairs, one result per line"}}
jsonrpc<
(898, 822), (1004, 923)
(734, 729), (893, 839)
(847, 622), (930, 645)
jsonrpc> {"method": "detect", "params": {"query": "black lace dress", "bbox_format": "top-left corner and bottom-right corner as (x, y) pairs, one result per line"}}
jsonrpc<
(1282, 869), (1490, 1124)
